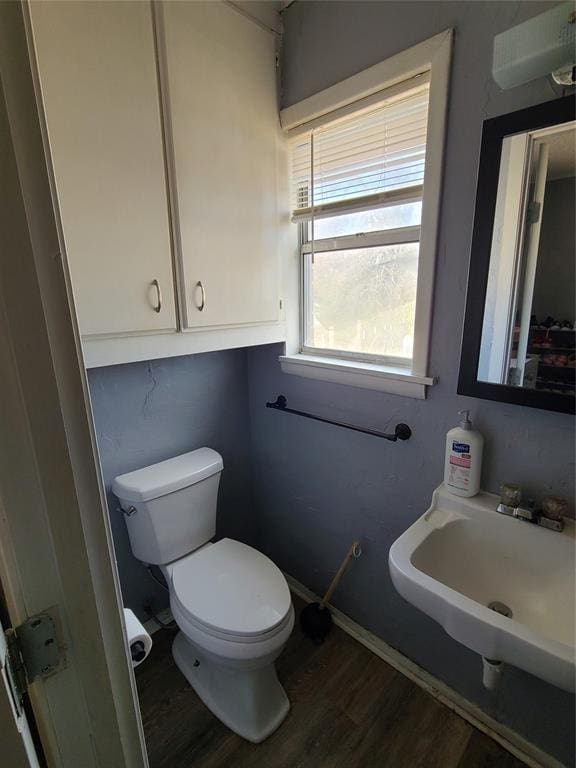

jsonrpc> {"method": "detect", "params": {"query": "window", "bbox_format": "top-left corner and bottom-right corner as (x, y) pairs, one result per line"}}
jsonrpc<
(280, 31), (452, 398)
(292, 82), (429, 366)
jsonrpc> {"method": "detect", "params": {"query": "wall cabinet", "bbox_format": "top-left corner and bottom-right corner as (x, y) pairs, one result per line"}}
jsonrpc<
(29, 1), (177, 338)
(160, 2), (281, 330)
(28, 1), (285, 364)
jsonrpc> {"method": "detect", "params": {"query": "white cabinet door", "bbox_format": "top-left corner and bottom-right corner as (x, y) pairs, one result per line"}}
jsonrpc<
(29, 1), (176, 337)
(160, 2), (281, 329)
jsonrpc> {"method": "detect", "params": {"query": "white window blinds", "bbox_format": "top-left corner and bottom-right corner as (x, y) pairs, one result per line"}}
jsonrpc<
(290, 80), (430, 222)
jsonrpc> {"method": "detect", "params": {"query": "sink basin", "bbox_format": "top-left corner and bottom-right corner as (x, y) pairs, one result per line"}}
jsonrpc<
(389, 484), (575, 692)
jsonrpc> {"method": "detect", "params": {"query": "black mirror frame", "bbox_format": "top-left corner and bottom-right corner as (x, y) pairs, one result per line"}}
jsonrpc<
(458, 96), (576, 415)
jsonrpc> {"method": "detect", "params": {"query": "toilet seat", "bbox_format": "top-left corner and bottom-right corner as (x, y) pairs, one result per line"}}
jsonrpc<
(173, 601), (294, 646)
(170, 538), (292, 641)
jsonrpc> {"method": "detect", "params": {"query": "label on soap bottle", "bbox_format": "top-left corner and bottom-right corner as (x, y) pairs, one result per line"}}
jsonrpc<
(448, 441), (471, 489)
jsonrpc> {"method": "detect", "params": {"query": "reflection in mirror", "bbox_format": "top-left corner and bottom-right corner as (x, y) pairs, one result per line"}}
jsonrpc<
(478, 120), (575, 398)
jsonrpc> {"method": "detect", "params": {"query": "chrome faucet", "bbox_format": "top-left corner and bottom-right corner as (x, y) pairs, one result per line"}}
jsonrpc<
(497, 484), (565, 532)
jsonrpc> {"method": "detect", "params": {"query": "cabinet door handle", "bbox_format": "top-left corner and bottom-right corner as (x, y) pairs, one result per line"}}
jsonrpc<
(195, 280), (205, 312)
(151, 279), (162, 313)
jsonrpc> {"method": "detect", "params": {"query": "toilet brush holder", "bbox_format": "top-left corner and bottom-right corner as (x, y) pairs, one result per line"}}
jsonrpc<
(300, 540), (362, 644)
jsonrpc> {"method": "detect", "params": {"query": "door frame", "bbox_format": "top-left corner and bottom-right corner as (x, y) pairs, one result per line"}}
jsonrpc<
(0, 3), (147, 766)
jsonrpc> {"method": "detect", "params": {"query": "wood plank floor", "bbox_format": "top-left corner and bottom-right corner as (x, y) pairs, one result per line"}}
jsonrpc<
(136, 598), (527, 768)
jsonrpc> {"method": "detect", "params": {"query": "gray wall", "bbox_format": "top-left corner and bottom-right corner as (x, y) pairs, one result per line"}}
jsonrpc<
(533, 176), (576, 322)
(88, 349), (255, 622)
(246, 2), (575, 763)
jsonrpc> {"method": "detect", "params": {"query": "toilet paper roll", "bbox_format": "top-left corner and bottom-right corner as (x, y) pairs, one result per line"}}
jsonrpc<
(123, 608), (153, 668)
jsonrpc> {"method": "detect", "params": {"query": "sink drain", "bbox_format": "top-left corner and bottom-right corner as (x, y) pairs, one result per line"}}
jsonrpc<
(488, 601), (512, 618)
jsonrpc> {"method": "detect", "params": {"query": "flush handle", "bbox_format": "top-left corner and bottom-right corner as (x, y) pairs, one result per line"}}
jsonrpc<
(118, 505), (137, 518)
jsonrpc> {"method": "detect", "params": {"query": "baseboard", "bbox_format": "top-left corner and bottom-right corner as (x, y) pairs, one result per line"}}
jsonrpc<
(284, 573), (563, 768)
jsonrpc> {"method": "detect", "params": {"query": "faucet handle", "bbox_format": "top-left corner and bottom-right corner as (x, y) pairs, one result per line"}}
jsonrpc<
(497, 483), (521, 516)
(537, 496), (566, 532)
(499, 483), (521, 507)
(541, 496), (567, 521)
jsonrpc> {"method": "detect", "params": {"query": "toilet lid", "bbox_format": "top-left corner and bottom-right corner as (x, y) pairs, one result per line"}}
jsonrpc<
(170, 539), (291, 637)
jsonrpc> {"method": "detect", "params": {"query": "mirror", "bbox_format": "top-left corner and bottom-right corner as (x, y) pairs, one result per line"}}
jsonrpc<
(459, 97), (576, 414)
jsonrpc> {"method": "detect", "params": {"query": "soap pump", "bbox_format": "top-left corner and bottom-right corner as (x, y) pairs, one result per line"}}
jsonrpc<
(444, 409), (484, 497)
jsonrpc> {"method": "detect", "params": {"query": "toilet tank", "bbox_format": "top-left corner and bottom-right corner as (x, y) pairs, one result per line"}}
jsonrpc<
(112, 448), (223, 565)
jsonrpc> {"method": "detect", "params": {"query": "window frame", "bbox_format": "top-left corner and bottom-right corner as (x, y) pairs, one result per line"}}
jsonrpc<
(280, 30), (453, 399)
(300, 217), (422, 367)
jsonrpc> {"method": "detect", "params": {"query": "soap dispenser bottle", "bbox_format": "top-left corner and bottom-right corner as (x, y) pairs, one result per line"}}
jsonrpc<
(444, 410), (484, 497)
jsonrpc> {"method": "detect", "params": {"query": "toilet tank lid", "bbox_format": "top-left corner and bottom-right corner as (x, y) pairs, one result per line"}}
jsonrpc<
(112, 448), (223, 503)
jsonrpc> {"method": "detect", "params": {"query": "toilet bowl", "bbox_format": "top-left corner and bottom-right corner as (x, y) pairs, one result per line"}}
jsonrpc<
(113, 449), (293, 742)
(164, 538), (294, 742)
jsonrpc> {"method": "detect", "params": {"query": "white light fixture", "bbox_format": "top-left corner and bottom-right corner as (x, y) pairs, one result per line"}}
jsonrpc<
(493, 2), (576, 90)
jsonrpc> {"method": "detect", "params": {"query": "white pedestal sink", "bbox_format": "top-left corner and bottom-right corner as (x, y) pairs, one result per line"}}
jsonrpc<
(389, 484), (575, 692)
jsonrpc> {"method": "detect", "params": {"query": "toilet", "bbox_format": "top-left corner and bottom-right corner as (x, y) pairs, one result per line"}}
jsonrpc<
(112, 448), (294, 743)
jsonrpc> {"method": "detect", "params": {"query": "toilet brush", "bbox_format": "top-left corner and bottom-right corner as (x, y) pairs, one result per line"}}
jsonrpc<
(300, 540), (362, 644)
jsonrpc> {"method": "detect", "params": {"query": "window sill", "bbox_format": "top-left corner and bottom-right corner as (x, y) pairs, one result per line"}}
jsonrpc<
(279, 354), (435, 399)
